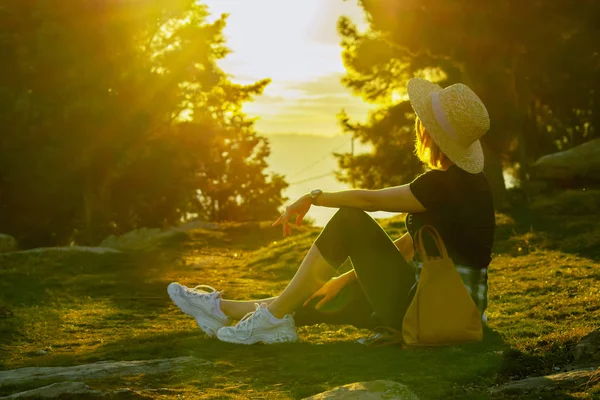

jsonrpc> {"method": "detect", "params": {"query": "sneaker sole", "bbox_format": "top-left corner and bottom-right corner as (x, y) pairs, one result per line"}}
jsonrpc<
(167, 285), (227, 337)
(217, 332), (299, 345)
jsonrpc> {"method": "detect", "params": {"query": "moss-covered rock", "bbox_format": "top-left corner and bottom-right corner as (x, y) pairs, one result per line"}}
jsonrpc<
(0, 234), (17, 253)
(303, 380), (419, 400)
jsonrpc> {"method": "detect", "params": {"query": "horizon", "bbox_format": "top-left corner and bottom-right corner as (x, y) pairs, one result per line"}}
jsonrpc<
(266, 134), (397, 226)
(203, 0), (374, 137)
(200, 0), (382, 223)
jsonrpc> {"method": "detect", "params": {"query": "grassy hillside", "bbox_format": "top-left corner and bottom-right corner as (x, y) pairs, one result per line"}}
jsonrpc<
(1, 191), (599, 399)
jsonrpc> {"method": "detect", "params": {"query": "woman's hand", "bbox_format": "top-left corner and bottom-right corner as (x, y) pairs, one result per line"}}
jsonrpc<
(393, 232), (415, 262)
(272, 194), (311, 237)
(303, 273), (354, 310)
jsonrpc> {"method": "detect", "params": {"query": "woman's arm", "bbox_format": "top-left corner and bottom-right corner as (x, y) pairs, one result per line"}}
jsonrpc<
(314, 185), (426, 214)
(273, 185), (426, 237)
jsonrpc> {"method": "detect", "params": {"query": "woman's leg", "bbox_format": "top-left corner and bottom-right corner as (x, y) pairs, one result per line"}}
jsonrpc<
(309, 207), (416, 329)
(294, 279), (379, 329)
(219, 246), (336, 320)
(221, 207), (414, 329)
(221, 245), (335, 319)
(220, 280), (377, 329)
(220, 297), (276, 320)
(267, 245), (337, 318)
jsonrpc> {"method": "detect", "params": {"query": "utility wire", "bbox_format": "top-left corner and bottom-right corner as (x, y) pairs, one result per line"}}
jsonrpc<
(288, 137), (352, 180)
(289, 172), (335, 186)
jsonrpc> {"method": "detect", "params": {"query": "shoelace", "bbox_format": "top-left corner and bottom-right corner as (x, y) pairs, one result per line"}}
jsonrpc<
(192, 284), (217, 293)
(183, 285), (220, 297)
(232, 303), (265, 339)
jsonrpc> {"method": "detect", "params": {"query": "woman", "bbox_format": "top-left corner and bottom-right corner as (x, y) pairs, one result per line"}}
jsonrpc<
(168, 78), (495, 345)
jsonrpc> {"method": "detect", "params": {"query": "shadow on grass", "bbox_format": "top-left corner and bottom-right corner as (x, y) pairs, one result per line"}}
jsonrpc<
(74, 325), (585, 399)
(72, 326), (513, 399)
(0, 250), (179, 356)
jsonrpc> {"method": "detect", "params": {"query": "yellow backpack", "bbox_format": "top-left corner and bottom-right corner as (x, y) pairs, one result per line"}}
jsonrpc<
(401, 225), (483, 346)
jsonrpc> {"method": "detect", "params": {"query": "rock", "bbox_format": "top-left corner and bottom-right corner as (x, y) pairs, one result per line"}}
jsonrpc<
(0, 383), (162, 399)
(0, 382), (104, 399)
(0, 234), (17, 253)
(573, 329), (600, 362)
(489, 367), (599, 396)
(9, 246), (121, 255)
(531, 138), (600, 184)
(98, 220), (218, 252)
(303, 380), (419, 400)
(111, 388), (134, 395)
(175, 220), (221, 231)
(100, 227), (188, 251)
(0, 356), (209, 388)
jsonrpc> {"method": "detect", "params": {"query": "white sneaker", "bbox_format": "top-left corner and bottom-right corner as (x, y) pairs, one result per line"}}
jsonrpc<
(167, 283), (231, 337)
(216, 303), (298, 345)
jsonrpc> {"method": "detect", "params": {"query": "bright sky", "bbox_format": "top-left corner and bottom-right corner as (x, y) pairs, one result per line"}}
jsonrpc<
(204, 0), (372, 136)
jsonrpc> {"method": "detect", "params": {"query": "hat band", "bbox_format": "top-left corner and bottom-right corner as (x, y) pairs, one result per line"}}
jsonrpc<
(431, 91), (458, 141)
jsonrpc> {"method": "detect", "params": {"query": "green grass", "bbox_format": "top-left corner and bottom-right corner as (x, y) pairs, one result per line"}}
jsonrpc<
(1, 196), (600, 399)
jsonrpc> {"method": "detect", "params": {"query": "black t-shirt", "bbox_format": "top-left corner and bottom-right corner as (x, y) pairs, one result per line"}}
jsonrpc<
(406, 166), (495, 269)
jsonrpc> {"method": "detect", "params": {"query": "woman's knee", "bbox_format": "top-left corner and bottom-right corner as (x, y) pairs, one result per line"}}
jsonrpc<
(334, 207), (369, 223)
(315, 207), (370, 262)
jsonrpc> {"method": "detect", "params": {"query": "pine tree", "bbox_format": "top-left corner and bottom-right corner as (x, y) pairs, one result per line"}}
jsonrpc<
(0, 0), (286, 247)
(337, 0), (600, 207)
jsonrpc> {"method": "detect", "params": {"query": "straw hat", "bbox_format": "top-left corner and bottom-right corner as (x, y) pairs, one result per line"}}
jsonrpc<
(407, 78), (490, 174)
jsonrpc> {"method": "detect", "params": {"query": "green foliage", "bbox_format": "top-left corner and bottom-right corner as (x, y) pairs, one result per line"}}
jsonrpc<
(0, 0), (286, 247)
(335, 102), (424, 189)
(336, 0), (600, 198)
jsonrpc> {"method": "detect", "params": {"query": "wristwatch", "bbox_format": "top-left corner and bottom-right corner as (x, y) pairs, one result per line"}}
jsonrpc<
(309, 189), (323, 205)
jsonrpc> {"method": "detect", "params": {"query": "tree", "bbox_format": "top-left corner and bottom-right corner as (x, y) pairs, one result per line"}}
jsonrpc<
(0, 0), (286, 247)
(335, 102), (423, 188)
(336, 0), (600, 207)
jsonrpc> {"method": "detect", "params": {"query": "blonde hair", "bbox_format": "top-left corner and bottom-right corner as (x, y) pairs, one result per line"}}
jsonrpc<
(415, 117), (452, 170)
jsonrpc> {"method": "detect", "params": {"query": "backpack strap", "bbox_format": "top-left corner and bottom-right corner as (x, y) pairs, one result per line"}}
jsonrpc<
(416, 225), (449, 261)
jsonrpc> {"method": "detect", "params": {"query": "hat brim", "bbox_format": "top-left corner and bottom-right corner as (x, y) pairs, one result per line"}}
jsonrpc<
(407, 78), (484, 174)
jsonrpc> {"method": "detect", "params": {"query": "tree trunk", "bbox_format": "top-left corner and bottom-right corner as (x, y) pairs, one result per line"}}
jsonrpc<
(482, 139), (509, 211)
(592, 73), (600, 141)
(462, 61), (511, 211)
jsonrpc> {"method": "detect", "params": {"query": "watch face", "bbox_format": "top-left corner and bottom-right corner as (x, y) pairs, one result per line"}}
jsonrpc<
(311, 189), (322, 197)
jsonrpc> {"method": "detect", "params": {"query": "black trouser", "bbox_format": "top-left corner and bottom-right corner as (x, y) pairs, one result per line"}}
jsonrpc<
(294, 208), (416, 330)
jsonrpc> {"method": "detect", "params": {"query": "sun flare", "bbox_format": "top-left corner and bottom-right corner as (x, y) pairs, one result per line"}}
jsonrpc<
(203, 0), (373, 136)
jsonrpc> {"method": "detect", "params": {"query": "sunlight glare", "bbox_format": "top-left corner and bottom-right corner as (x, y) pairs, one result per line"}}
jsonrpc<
(202, 0), (372, 136)
(204, 0), (355, 83)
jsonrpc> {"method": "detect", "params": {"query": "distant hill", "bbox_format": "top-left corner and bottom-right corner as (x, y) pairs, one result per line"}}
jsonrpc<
(266, 134), (351, 185)
(265, 133), (396, 226)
